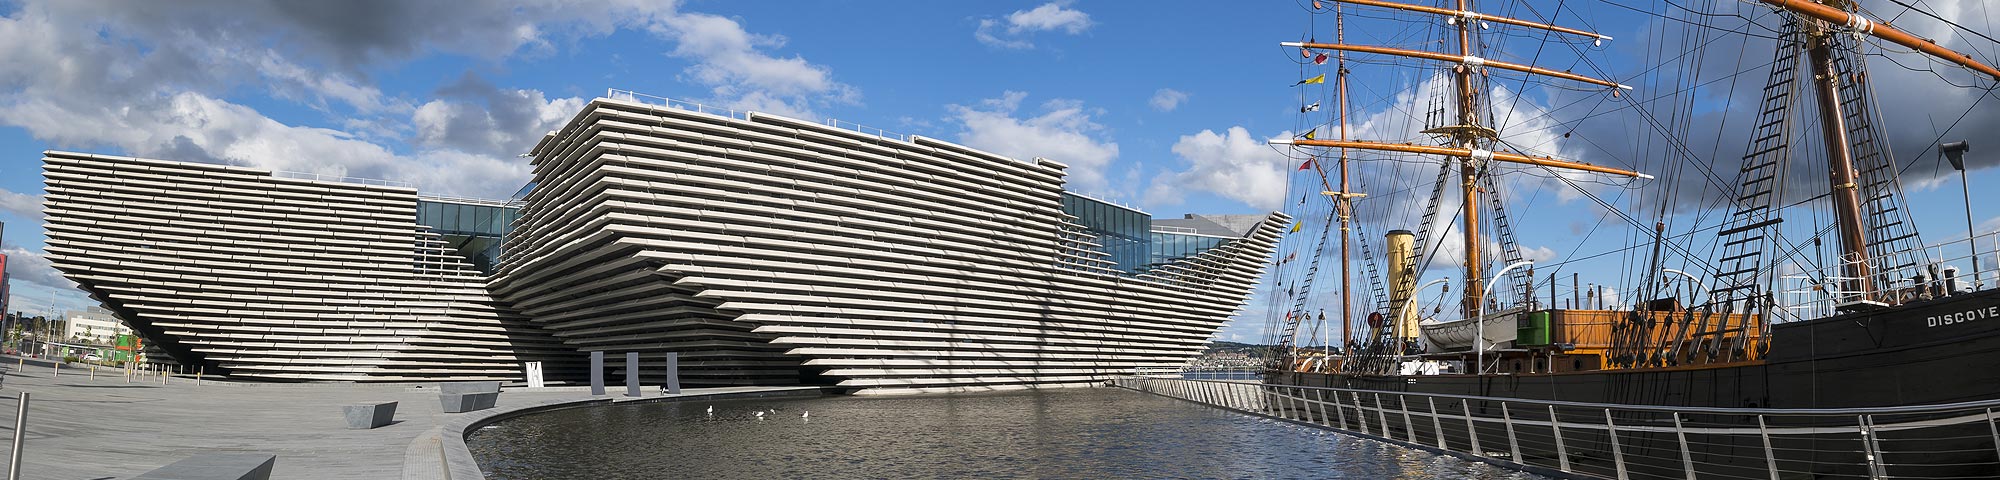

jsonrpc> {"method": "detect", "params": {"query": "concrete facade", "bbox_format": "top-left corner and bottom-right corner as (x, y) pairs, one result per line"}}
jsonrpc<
(39, 95), (1285, 391)
(490, 98), (1287, 392)
(41, 153), (577, 381)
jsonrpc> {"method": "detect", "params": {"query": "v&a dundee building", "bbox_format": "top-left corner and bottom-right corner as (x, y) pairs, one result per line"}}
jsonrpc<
(39, 93), (1287, 393)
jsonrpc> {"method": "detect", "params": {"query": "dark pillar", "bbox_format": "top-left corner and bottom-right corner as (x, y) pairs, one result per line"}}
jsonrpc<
(589, 351), (605, 396)
(625, 352), (641, 397)
(666, 352), (681, 395)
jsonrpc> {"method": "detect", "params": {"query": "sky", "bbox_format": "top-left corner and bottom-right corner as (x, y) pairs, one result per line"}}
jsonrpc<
(1, 1), (1998, 346)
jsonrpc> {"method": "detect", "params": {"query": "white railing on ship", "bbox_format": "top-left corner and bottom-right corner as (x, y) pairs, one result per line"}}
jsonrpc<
(1777, 230), (2000, 319)
(1114, 376), (2000, 480)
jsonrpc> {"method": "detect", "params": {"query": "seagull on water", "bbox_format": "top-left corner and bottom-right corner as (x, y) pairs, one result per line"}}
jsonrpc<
(706, 405), (714, 415)
(754, 411), (765, 419)
(801, 410), (810, 419)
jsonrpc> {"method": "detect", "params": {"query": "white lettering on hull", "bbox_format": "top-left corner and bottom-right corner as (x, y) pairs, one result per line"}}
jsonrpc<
(1928, 305), (2000, 327)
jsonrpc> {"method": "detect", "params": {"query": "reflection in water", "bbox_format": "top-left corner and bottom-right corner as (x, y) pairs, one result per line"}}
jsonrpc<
(470, 387), (1543, 479)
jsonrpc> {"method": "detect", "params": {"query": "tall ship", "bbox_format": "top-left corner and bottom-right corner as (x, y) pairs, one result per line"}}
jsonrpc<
(1262, 0), (2000, 450)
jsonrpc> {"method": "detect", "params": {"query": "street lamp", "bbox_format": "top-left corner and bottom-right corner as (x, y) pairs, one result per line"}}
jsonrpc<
(1478, 261), (1535, 374)
(1661, 268), (1705, 306)
(1943, 141), (1980, 290)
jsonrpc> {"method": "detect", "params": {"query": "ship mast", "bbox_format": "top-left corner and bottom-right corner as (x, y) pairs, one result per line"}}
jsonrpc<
(1804, 18), (1875, 301)
(1335, 0), (1354, 355)
(1450, 0), (1482, 320)
(1278, 0), (1641, 323)
(1754, 0), (2000, 303)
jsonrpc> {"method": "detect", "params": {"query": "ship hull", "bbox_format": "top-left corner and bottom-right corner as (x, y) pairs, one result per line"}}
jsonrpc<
(1268, 288), (2000, 478)
(1276, 288), (2000, 408)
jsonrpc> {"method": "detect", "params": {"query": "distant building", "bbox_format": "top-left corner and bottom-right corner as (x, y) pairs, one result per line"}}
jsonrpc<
(64, 307), (127, 344)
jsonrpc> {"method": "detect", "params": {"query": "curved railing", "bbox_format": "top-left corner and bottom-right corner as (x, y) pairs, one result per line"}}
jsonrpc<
(1114, 376), (2000, 480)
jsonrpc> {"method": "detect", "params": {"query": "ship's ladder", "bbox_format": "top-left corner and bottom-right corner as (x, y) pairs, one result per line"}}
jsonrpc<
(1708, 18), (1803, 309)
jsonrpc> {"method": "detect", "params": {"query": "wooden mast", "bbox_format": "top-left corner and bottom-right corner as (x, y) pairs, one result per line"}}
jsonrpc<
(1335, 2), (1354, 356)
(1804, 18), (1874, 301)
(1281, 0), (1635, 323)
(1452, 0), (1482, 321)
(1752, 0), (2000, 303)
(1758, 0), (2000, 82)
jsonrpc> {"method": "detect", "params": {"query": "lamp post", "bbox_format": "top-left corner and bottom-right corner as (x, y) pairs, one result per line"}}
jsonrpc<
(1943, 141), (1980, 290)
(1477, 261), (1535, 374)
(1661, 268), (1705, 306)
(1394, 278), (1450, 357)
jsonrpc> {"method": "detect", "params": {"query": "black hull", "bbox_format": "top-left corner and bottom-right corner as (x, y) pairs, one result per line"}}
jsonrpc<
(1276, 288), (2000, 409)
(1265, 288), (2000, 478)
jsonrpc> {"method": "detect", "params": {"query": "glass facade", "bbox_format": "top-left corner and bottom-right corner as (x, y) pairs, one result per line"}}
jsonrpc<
(416, 199), (519, 274)
(1148, 232), (1228, 267)
(1060, 192), (1150, 274)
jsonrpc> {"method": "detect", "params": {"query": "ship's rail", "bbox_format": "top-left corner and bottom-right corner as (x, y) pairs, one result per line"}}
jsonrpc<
(1114, 376), (2000, 480)
(1779, 230), (2000, 321)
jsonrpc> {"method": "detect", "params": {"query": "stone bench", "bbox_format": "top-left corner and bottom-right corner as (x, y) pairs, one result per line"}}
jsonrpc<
(438, 381), (502, 395)
(132, 453), (275, 480)
(342, 401), (397, 429)
(440, 391), (499, 413)
(438, 381), (502, 413)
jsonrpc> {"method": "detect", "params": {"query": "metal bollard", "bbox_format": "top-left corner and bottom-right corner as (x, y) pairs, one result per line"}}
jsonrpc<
(50, 363), (56, 379)
(196, 368), (203, 386)
(90, 366), (95, 379)
(8, 391), (28, 480)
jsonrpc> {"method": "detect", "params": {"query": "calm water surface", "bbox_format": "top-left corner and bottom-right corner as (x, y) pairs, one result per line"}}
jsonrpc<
(469, 387), (1545, 479)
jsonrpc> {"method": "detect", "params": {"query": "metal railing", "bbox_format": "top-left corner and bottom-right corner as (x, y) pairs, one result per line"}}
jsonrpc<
(821, 118), (908, 142)
(269, 170), (414, 188)
(1777, 230), (2000, 321)
(604, 88), (751, 121)
(1115, 376), (2000, 480)
(604, 88), (912, 142)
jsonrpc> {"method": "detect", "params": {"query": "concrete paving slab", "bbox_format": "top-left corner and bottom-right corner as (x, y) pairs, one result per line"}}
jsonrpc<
(0, 357), (822, 479)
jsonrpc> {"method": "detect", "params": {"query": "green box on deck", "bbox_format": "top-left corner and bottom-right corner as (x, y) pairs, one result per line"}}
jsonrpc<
(1517, 311), (1552, 346)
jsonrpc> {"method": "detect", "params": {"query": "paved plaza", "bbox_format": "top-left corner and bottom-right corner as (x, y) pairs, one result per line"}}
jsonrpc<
(0, 357), (818, 479)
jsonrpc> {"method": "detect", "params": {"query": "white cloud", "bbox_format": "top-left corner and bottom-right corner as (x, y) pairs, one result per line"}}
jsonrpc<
(949, 91), (1122, 195)
(1150, 88), (1188, 112)
(974, 20), (1035, 50)
(1, 245), (71, 292)
(1006, 2), (1093, 34)
(414, 73), (586, 159)
(0, 189), (41, 221)
(650, 11), (859, 118)
(974, 1), (1093, 50)
(1143, 127), (1291, 211)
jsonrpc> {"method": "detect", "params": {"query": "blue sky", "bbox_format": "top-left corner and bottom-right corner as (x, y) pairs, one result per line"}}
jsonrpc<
(1, 1), (1998, 345)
